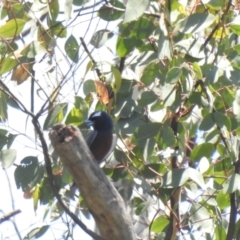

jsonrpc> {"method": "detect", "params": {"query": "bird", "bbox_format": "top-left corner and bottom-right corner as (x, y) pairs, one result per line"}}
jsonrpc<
(85, 111), (117, 164)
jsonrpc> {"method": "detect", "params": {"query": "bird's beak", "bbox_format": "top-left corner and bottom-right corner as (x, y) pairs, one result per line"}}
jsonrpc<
(84, 119), (94, 129)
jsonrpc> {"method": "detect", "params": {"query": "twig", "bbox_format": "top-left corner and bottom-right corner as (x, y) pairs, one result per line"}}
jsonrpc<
(0, 210), (21, 224)
(80, 37), (102, 79)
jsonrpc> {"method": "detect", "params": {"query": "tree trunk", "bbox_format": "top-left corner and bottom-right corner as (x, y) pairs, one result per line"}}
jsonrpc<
(49, 124), (136, 240)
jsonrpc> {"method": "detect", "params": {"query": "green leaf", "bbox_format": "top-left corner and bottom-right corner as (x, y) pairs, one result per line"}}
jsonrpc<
(189, 203), (213, 231)
(203, 65), (220, 84)
(141, 163), (166, 179)
(0, 91), (8, 121)
(223, 173), (240, 193)
(197, 157), (210, 173)
(188, 168), (205, 189)
(98, 0), (124, 21)
(0, 149), (17, 168)
(199, 113), (215, 131)
(0, 129), (8, 150)
(140, 62), (160, 86)
(0, 6), (8, 20)
(117, 112), (145, 135)
(119, 16), (155, 39)
(0, 55), (18, 75)
(43, 103), (68, 130)
(131, 17), (155, 39)
(38, 26), (53, 49)
(65, 107), (82, 126)
(23, 225), (50, 240)
(73, 0), (89, 6)
(124, 0), (149, 23)
(216, 190), (230, 210)
(189, 92), (203, 106)
(83, 80), (96, 95)
(33, 184), (39, 212)
(207, 0), (224, 10)
(229, 16), (240, 35)
(48, 0), (59, 21)
(192, 62), (203, 79)
(213, 112), (231, 131)
(65, 97), (88, 125)
(138, 91), (158, 106)
(215, 225), (227, 240)
(217, 143), (226, 157)
(90, 30), (114, 48)
(135, 201), (149, 215)
(116, 36), (135, 57)
(14, 156), (44, 192)
(158, 15), (172, 60)
(157, 126), (176, 149)
(134, 123), (161, 148)
(21, 41), (47, 59)
(39, 176), (62, 204)
(114, 95), (136, 118)
(142, 138), (155, 161)
(162, 168), (205, 188)
(174, 13), (216, 34)
(65, 35), (79, 62)
(212, 171), (226, 185)
(151, 216), (169, 233)
(51, 21), (67, 38)
(7, 133), (17, 149)
(175, 37), (205, 59)
(11, 3), (27, 19)
(111, 66), (122, 92)
(64, 0), (72, 21)
(0, 42), (8, 56)
(84, 60), (94, 77)
(165, 67), (182, 83)
(118, 79), (134, 94)
(162, 168), (189, 187)
(191, 143), (215, 161)
(0, 19), (26, 38)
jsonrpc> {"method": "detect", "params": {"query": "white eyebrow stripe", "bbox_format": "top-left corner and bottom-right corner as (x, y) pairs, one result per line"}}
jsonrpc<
(92, 111), (101, 117)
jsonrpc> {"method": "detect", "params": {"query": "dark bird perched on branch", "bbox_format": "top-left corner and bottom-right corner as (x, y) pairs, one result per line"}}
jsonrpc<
(68, 111), (116, 198)
(85, 111), (117, 164)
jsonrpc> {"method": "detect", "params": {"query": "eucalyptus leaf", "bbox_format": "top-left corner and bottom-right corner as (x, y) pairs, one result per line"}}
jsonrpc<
(124, 0), (149, 23)
(223, 173), (240, 193)
(90, 30), (114, 48)
(0, 149), (17, 168)
(65, 35), (79, 62)
(174, 13), (216, 34)
(43, 103), (68, 130)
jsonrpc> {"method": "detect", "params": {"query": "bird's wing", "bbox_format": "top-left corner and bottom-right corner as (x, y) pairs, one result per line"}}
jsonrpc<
(86, 130), (98, 147)
(104, 133), (118, 160)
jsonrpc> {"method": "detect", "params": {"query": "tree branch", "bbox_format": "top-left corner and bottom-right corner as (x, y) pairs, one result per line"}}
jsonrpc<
(31, 118), (105, 240)
(0, 210), (21, 224)
(49, 124), (136, 240)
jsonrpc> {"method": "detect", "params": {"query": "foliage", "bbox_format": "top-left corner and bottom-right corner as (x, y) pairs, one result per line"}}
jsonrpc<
(0, 0), (240, 239)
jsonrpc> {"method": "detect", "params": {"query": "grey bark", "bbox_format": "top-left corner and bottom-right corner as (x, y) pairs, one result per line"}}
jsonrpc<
(49, 124), (136, 240)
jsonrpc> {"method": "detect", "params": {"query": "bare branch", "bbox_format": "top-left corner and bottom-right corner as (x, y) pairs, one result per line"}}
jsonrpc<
(0, 210), (21, 224)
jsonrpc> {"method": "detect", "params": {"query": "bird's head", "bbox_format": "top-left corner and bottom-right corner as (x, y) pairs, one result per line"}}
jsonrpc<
(85, 111), (113, 132)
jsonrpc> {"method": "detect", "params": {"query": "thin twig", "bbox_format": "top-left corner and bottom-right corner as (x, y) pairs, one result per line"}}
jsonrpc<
(80, 37), (102, 79)
(0, 210), (21, 224)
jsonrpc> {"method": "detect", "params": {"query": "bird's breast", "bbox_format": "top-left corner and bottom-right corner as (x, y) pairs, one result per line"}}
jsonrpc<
(89, 132), (113, 164)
